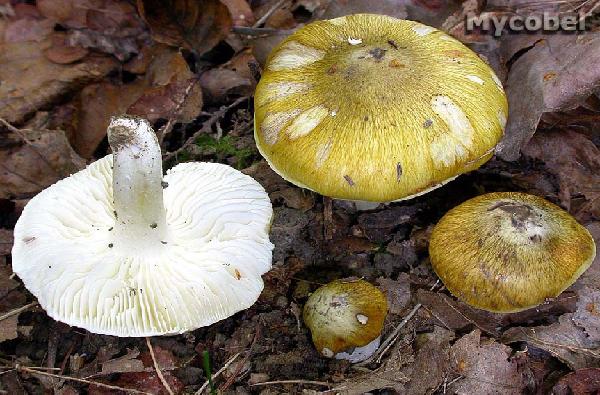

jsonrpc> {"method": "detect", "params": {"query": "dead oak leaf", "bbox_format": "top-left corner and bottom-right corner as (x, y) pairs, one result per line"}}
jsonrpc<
(449, 329), (531, 394)
(553, 368), (600, 395)
(0, 39), (118, 124)
(574, 287), (600, 343)
(75, 45), (202, 158)
(137, 0), (232, 56)
(497, 33), (600, 160)
(221, 0), (254, 26)
(101, 348), (144, 375)
(521, 130), (600, 222)
(0, 128), (85, 199)
(502, 313), (600, 370)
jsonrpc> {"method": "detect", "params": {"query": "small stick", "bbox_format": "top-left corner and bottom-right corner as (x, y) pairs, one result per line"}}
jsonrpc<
(357, 280), (441, 366)
(253, 0), (287, 28)
(146, 337), (174, 395)
(16, 365), (151, 394)
(158, 77), (200, 147)
(0, 302), (38, 322)
(249, 379), (331, 387)
(232, 26), (284, 36)
(323, 196), (333, 240)
(195, 352), (241, 395)
(59, 341), (76, 375)
(163, 96), (248, 162)
(220, 322), (262, 390)
(375, 303), (422, 363)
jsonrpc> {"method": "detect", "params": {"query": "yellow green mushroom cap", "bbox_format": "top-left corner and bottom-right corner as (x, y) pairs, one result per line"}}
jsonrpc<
(303, 279), (388, 358)
(429, 192), (596, 313)
(254, 14), (508, 202)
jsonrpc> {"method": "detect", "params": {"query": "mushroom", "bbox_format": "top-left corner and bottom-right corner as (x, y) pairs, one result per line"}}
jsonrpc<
(429, 192), (596, 313)
(11, 116), (274, 336)
(254, 14), (507, 203)
(303, 279), (388, 362)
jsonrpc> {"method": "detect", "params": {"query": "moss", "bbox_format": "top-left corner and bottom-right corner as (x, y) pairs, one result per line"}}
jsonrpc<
(195, 134), (254, 169)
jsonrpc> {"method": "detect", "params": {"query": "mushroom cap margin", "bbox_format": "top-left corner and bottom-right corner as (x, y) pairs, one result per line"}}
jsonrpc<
(12, 155), (274, 336)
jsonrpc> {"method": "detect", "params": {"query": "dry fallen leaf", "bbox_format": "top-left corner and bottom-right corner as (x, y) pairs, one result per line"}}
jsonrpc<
(497, 33), (600, 160)
(573, 288), (600, 343)
(321, 0), (408, 19)
(0, 128), (85, 199)
(0, 314), (18, 343)
(101, 348), (145, 375)
(449, 329), (531, 394)
(137, 0), (232, 56)
(221, 0), (254, 26)
(43, 32), (89, 64)
(553, 368), (600, 395)
(200, 68), (252, 105)
(377, 274), (412, 315)
(200, 49), (257, 104)
(521, 130), (600, 222)
(74, 45), (203, 158)
(0, 38), (117, 124)
(502, 314), (600, 370)
(404, 326), (455, 395)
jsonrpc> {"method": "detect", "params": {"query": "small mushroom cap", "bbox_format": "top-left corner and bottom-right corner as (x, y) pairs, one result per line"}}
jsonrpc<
(12, 156), (273, 336)
(254, 14), (507, 202)
(429, 192), (596, 313)
(303, 279), (388, 358)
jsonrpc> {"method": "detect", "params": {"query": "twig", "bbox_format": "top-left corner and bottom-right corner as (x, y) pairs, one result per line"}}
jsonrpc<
(16, 365), (151, 394)
(253, 0), (287, 28)
(0, 366), (59, 371)
(195, 352), (241, 395)
(163, 96), (248, 162)
(158, 77), (200, 147)
(232, 26), (285, 36)
(0, 302), (38, 322)
(220, 322), (262, 390)
(375, 303), (422, 364)
(517, 328), (600, 357)
(59, 341), (76, 375)
(249, 379), (331, 388)
(146, 337), (174, 395)
(578, 0), (600, 23)
(323, 196), (333, 240)
(357, 280), (441, 366)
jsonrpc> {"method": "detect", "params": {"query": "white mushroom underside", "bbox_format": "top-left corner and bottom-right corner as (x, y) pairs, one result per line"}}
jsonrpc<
(12, 156), (273, 336)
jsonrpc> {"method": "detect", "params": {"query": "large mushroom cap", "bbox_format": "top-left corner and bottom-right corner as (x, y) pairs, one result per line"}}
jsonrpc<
(429, 192), (596, 313)
(254, 14), (508, 202)
(12, 117), (273, 336)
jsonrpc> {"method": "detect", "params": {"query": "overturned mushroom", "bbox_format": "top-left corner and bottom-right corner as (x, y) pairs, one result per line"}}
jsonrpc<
(12, 116), (274, 336)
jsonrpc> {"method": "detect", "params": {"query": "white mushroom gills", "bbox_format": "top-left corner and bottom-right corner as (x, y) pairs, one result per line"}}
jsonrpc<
(108, 116), (168, 250)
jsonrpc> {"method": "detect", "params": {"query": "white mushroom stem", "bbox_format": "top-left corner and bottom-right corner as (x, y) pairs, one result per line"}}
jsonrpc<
(108, 116), (167, 247)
